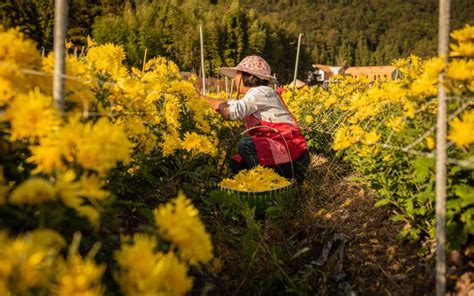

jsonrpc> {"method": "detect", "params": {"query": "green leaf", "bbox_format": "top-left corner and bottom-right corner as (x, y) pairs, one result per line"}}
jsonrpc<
(454, 184), (474, 207)
(460, 208), (474, 235)
(447, 199), (462, 212)
(138, 207), (155, 225)
(390, 214), (406, 222)
(374, 198), (391, 207)
(265, 206), (280, 218)
(412, 157), (434, 183)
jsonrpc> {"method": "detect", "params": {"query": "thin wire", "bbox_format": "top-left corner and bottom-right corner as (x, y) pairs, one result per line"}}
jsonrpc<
(1, 62), (183, 96)
(402, 100), (472, 151)
(306, 124), (473, 168)
(3, 62), (473, 168)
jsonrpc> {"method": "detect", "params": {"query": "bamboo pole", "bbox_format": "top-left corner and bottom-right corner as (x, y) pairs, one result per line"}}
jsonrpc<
(53, 0), (68, 114)
(436, 0), (450, 295)
(200, 25), (206, 95)
(142, 48), (147, 73)
(225, 76), (229, 98)
(293, 33), (303, 88)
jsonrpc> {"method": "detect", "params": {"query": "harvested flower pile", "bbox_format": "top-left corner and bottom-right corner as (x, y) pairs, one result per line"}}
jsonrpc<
(219, 166), (291, 192)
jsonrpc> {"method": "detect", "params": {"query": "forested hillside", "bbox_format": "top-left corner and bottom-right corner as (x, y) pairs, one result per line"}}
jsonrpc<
(1, 0), (472, 82)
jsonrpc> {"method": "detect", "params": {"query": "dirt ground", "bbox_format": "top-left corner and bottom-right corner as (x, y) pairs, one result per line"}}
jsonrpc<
(292, 155), (473, 295)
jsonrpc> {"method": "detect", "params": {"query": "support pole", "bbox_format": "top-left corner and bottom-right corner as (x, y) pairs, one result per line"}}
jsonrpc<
(53, 0), (68, 114)
(225, 76), (229, 98)
(293, 33), (303, 88)
(436, 0), (450, 295)
(200, 24), (206, 95)
(142, 48), (147, 73)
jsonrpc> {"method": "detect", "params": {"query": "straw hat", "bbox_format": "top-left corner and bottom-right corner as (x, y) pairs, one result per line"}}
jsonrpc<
(289, 79), (306, 88)
(219, 55), (277, 83)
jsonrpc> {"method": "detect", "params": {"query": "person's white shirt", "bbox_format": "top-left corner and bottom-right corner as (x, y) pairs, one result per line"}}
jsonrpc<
(227, 86), (295, 125)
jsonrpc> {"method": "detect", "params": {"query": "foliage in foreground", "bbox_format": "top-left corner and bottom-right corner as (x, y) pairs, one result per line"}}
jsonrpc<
(0, 26), (223, 295)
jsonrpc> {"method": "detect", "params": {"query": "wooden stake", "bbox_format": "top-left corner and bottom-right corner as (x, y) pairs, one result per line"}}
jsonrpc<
(142, 48), (147, 73)
(53, 0), (68, 114)
(436, 0), (450, 295)
(200, 25), (206, 95)
(225, 76), (229, 99)
(293, 33), (303, 89)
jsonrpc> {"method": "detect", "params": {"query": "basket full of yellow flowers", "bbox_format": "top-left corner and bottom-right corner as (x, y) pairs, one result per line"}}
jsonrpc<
(218, 166), (295, 216)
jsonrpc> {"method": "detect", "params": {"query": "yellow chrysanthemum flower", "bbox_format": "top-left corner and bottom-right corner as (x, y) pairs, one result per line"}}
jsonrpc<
(362, 130), (380, 146)
(426, 136), (436, 150)
(75, 205), (101, 227)
(54, 170), (107, 227)
(86, 43), (127, 75)
(76, 117), (133, 174)
(447, 59), (474, 81)
(0, 26), (41, 69)
(181, 132), (217, 156)
(450, 42), (474, 58)
(5, 88), (60, 141)
(450, 24), (474, 43)
(42, 54), (96, 108)
(154, 193), (213, 265)
(164, 95), (181, 130)
(154, 251), (193, 296)
(0, 77), (16, 106)
(354, 145), (380, 157)
(114, 234), (193, 296)
(114, 234), (159, 294)
(80, 174), (109, 202)
(187, 97), (212, 133)
(402, 100), (416, 119)
(333, 125), (365, 150)
(333, 127), (353, 151)
(54, 254), (105, 296)
(28, 115), (131, 176)
(447, 109), (474, 148)
(0, 230), (61, 294)
(54, 170), (82, 208)
(386, 116), (406, 132)
(27, 229), (67, 250)
(27, 137), (64, 174)
(161, 131), (182, 157)
(9, 178), (56, 205)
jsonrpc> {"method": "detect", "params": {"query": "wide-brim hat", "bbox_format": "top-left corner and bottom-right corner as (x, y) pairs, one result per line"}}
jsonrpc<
(219, 55), (278, 83)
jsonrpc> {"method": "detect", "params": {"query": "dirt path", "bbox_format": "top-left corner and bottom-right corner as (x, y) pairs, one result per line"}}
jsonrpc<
(297, 155), (436, 295)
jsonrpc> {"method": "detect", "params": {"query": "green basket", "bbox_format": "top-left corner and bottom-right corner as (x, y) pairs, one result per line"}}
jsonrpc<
(219, 181), (297, 217)
(220, 125), (298, 217)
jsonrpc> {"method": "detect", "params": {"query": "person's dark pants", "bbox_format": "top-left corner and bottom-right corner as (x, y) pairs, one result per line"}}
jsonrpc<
(230, 137), (310, 182)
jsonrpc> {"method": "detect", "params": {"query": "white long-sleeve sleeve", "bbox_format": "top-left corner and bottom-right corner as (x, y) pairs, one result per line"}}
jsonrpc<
(227, 86), (295, 125)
